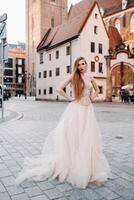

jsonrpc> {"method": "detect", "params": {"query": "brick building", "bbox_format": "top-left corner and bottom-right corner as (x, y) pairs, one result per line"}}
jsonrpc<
(26, 0), (134, 100)
(26, 0), (68, 95)
(3, 43), (26, 96)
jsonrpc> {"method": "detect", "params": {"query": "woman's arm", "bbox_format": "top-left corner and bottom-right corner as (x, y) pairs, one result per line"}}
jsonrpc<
(56, 74), (74, 101)
(91, 78), (100, 100)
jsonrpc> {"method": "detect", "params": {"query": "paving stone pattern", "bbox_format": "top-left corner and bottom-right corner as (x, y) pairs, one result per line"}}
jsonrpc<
(0, 97), (134, 200)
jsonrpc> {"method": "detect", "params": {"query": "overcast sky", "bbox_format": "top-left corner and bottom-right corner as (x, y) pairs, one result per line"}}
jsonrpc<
(0, 0), (81, 44)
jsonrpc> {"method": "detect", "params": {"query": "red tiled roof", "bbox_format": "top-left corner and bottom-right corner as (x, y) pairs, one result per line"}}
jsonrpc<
(108, 26), (122, 49)
(97, 0), (122, 9)
(68, 0), (92, 20)
(68, 0), (134, 19)
(37, 2), (96, 51)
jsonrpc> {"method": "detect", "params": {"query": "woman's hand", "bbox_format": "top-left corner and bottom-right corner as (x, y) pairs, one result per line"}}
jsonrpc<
(91, 92), (99, 101)
(68, 97), (75, 102)
(91, 78), (99, 101)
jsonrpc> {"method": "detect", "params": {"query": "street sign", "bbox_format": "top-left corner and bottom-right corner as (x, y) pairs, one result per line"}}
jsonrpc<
(0, 13), (7, 23)
(0, 41), (8, 63)
(0, 22), (5, 35)
(0, 13), (7, 119)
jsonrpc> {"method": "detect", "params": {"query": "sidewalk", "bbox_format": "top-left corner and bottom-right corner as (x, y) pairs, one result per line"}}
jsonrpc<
(0, 109), (19, 124)
(0, 98), (134, 200)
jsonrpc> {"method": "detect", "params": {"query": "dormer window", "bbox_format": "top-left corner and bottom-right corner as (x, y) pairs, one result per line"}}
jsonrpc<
(100, 7), (104, 16)
(51, 17), (54, 28)
(114, 19), (121, 33)
(122, 0), (127, 10)
(130, 14), (134, 33)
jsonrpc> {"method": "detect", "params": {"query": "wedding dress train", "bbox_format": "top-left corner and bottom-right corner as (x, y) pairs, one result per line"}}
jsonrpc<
(15, 72), (111, 188)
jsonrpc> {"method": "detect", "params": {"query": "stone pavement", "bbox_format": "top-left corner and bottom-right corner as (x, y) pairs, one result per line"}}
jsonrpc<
(0, 97), (134, 200)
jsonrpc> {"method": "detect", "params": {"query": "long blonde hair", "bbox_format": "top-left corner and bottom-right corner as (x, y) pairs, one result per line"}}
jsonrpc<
(72, 57), (87, 100)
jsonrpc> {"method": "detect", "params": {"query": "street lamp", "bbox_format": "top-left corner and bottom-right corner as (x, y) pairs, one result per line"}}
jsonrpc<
(0, 13), (7, 119)
(108, 48), (113, 56)
(24, 71), (31, 99)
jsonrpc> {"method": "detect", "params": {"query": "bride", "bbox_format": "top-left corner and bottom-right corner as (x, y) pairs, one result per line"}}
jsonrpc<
(15, 57), (111, 188)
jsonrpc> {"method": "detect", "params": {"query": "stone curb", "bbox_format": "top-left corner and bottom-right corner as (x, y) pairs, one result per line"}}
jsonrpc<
(0, 109), (24, 125)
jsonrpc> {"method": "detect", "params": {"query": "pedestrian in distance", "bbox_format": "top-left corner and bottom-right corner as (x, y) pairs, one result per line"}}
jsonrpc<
(129, 89), (133, 103)
(15, 57), (112, 188)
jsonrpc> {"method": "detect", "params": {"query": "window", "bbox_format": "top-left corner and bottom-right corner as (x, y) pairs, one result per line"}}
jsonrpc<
(44, 89), (46, 95)
(99, 63), (103, 73)
(99, 43), (103, 54)
(18, 59), (22, 65)
(63, 87), (66, 92)
(122, 0), (127, 10)
(43, 70), (47, 78)
(91, 61), (95, 72)
(18, 67), (22, 74)
(49, 87), (53, 94)
(98, 86), (103, 94)
(18, 76), (22, 83)
(4, 77), (13, 83)
(114, 19), (120, 33)
(49, 54), (51, 61)
(56, 68), (60, 76)
(66, 46), (70, 55)
(122, 14), (126, 27)
(38, 89), (41, 95)
(66, 65), (71, 73)
(38, 72), (41, 78)
(4, 69), (13, 76)
(40, 52), (44, 64)
(70, 91), (72, 96)
(130, 14), (134, 33)
(49, 70), (52, 77)
(6, 58), (13, 68)
(95, 13), (98, 19)
(91, 42), (95, 52)
(56, 50), (59, 59)
(94, 26), (98, 34)
(51, 17), (54, 28)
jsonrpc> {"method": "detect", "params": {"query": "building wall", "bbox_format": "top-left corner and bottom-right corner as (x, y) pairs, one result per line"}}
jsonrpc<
(104, 6), (134, 48)
(111, 52), (134, 67)
(36, 4), (109, 101)
(4, 48), (26, 96)
(79, 4), (109, 100)
(36, 40), (79, 100)
(103, 4), (134, 100)
(26, 0), (68, 96)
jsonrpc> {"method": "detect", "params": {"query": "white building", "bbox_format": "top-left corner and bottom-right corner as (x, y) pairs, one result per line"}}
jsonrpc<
(36, 2), (109, 101)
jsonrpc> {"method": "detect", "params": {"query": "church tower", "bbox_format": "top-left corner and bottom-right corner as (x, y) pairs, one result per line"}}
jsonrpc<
(26, 0), (67, 95)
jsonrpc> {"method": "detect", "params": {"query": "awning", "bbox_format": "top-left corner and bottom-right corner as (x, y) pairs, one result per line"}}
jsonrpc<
(121, 84), (133, 89)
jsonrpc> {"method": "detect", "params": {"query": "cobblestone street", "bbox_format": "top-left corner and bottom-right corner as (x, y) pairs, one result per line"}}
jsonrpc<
(0, 97), (134, 200)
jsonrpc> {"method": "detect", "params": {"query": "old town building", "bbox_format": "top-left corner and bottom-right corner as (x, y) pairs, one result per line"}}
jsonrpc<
(26, 0), (134, 101)
(26, 0), (68, 95)
(36, 1), (109, 100)
(3, 43), (26, 96)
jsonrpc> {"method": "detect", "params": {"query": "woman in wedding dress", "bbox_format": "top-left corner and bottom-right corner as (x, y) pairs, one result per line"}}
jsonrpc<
(16, 57), (111, 188)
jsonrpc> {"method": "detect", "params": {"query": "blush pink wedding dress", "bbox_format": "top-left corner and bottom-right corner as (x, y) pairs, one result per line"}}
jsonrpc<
(16, 72), (111, 188)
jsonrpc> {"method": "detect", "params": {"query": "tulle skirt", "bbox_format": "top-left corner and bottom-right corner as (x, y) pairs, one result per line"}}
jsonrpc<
(15, 101), (111, 188)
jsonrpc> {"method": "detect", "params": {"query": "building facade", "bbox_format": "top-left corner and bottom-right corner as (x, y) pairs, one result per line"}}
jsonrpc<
(103, 0), (134, 99)
(36, 2), (109, 100)
(3, 43), (26, 96)
(26, 0), (68, 95)
(103, 0), (134, 48)
(26, 0), (134, 101)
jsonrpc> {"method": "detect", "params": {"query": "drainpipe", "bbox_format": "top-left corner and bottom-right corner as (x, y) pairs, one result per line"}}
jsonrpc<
(70, 41), (72, 73)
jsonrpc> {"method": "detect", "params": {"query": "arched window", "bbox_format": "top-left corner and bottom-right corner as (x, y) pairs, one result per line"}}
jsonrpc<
(114, 19), (121, 33)
(130, 13), (134, 33)
(51, 17), (54, 28)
